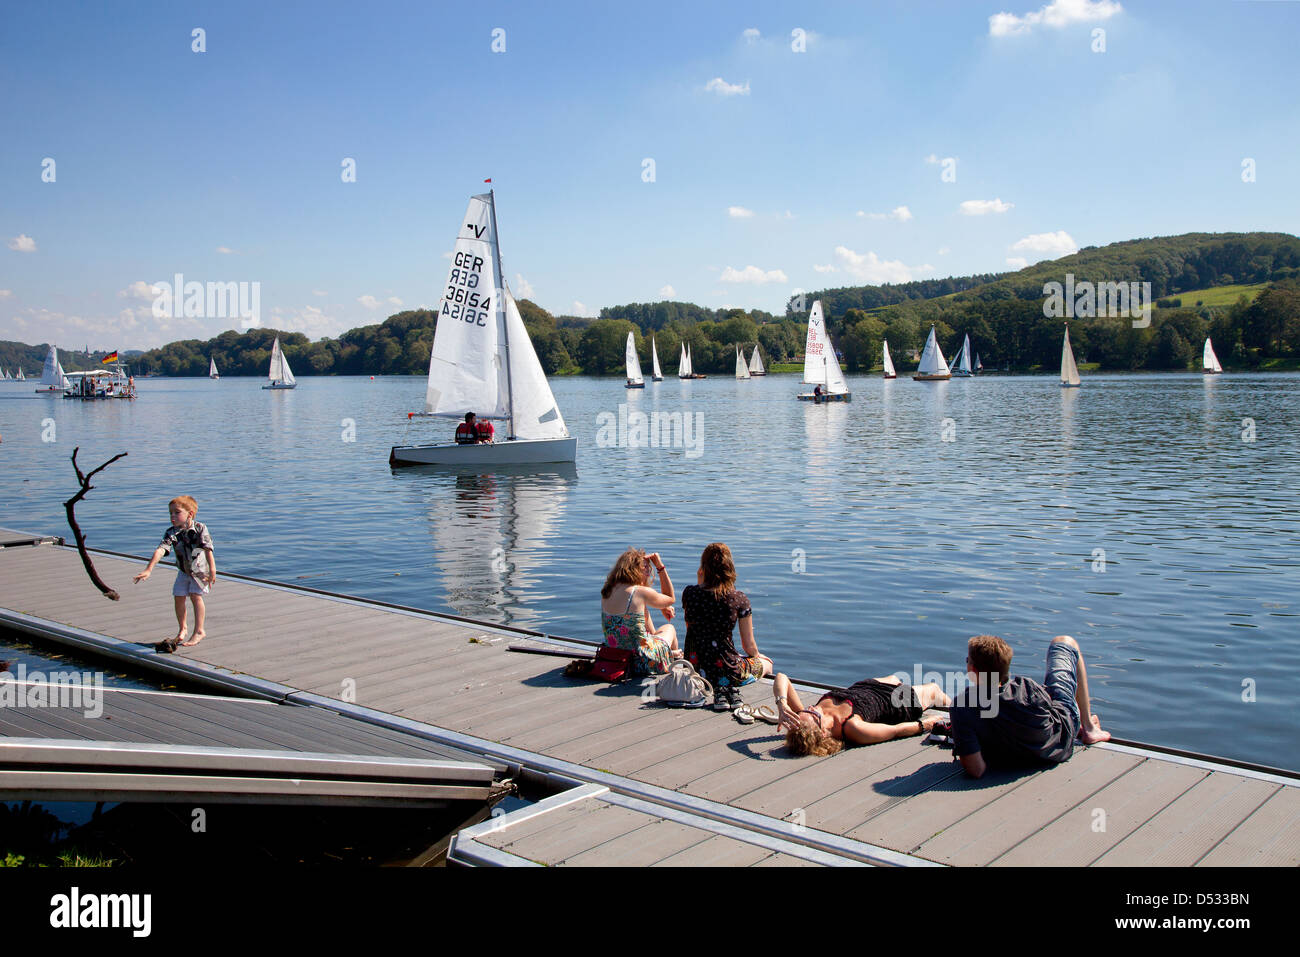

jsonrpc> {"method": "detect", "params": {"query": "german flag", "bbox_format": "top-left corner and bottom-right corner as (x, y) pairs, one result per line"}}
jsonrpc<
(100, 351), (119, 364)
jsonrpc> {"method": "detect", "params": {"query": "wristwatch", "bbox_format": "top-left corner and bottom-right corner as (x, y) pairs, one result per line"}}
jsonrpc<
(917, 720), (926, 735)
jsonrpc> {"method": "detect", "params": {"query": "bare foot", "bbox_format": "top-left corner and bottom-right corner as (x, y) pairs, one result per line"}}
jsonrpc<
(181, 631), (205, 647)
(1079, 713), (1111, 745)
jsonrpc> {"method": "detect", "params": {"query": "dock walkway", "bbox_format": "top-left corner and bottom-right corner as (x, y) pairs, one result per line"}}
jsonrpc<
(2, 536), (1297, 866)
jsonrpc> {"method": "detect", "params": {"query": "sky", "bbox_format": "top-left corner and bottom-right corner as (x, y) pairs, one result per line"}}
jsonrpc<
(2, 0), (1298, 351)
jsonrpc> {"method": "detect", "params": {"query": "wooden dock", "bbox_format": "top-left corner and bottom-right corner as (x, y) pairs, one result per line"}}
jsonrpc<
(2, 534), (1297, 867)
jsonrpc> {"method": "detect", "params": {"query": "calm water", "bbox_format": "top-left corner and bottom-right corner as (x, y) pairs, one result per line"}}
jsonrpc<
(1, 372), (1298, 768)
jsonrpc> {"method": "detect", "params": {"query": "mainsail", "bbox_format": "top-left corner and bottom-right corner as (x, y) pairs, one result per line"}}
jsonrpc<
(882, 340), (897, 378)
(1061, 326), (1081, 387)
(916, 327), (951, 377)
(40, 347), (69, 389)
(625, 332), (644, 385)
(735, 346), (750, 379)
(268, 337), (296, 385)
(209, 357), (219, 378)
(651, 337), (663, 379)
(678, 342), (690, 377)
(748, 347), (765, 374)
(1203, 338), (1223, 374)
(802, 301), (829, 384)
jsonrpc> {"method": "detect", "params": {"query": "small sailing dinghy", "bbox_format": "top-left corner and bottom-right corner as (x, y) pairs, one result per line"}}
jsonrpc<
(625, 332), (646, 388)
(209, 357), (220, 380)
(882, 339), (897, 379)
(748, 346), (766, 376)
(1202, 338), (1223, 375)
(735, 345), (751, 379)
(36, 346), (70, 393)
(913, 326), (952, 381)
(389, 189), (576, 467)
(263, 337), (297, 389)
(14, 367), (25, 381)
(951, 334), (974, 377)
(975, 352), (983, 374)
(678, 342), (690, 379)
(650, 336), (664, 381)
(797, 301), (851, 402)
(1060, 324), (1081, 388)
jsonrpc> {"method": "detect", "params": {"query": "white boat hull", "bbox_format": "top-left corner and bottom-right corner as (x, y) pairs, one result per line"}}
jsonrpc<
(390, 436), (577, 467)
(263, 382), (296, 390)
(797, 392), (851, 402)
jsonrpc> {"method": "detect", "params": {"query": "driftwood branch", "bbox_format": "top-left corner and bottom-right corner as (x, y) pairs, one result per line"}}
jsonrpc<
(63, 446), (129, 601)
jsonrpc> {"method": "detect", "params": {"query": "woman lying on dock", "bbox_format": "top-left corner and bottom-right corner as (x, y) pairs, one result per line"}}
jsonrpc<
(600, 548), (681, 676)
(773, 672), (951, 756)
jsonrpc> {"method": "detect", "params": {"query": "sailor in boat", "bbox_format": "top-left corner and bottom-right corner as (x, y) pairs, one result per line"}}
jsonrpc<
(774, 671), (951, 756)
(454, 412), (494, 445)
(813, 384), (823, 404)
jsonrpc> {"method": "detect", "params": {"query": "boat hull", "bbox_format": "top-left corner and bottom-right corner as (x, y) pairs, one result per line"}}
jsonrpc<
(263, 382), (296, 390)
(912, 374), (951, 381)
(1061, 382), (1081, 388)
(797, 392), (851, 402)
(626, 382), (645, 389)
(389, 436), (577, 467)
(882, 374), (897, 380)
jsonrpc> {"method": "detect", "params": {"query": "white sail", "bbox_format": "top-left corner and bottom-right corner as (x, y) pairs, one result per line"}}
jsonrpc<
(625, 331), (644, 385)
(1203, 338), (1223, 373)
(823, 350), (847, 394)
(651, 337), (663, 379)
(678, 343), (689, 377)
(504, 291), (568, 439)
(882, 340), (897, 378)
(802, 301), (830, 385)
(735, 346), (750, 379)
(209, 357), (219, 378)
(268, 337), (296, 385)
(975, 352), (983, 373)
(1061, 326), (1081, 387)
(40, 347), (62, 387)
(748, 347), (764, 374)
(956, 334), (973, 375)
(424, 193), (509, 419)
(14, 368), (25, 380)
(916, 327), (951, 377)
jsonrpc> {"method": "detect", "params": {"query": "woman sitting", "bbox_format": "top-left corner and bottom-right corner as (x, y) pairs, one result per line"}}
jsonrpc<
(600, 548), (681, 676)
(774, 672), (951, 756)
(682, 543), (773, 708)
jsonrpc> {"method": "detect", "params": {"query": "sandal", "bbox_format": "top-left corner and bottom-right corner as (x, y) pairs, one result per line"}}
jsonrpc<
(733, 704), (756, 725)
(750, 704), (779, 725)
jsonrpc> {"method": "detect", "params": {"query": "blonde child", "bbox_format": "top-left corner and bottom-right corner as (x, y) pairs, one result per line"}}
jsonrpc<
(133, 495), (216, 653)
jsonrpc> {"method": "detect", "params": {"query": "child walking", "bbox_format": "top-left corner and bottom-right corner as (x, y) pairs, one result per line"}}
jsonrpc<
(133, 495), (216, 653)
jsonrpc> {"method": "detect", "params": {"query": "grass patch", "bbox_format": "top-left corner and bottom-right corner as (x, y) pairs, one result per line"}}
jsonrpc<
(767, 362), (802, 373)
(1256, 356), (1300, 371)
(1157, 282), (1268, 309)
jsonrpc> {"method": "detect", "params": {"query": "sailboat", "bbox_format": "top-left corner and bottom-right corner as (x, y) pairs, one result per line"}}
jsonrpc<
(209, 357), (220, 380)
(1202, 338), (1223, 374)
(951, 334), (974, 377)
(389, 189), (576, 466)
(36, 346), (70, 393)
(975, 352), (983, 374)
(748, 346), (766, 376)
(734, 345), (751, 379)
(625, 331), (645, 388)
(262, 336), (297, 389)
(1060, 325), (1081, 388)
(797, 301), (851, 402)
(650, 337), (663, 381)
(678, 343), (691, 379)
(882, 340), (897, 379)
(14, 367), (25, 381)
(913, 326), (952, 381)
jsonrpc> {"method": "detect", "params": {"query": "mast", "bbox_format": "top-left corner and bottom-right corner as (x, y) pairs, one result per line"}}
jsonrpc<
(488, 188), (516, 440)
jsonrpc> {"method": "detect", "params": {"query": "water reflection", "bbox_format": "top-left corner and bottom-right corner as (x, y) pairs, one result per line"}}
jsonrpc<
(393, 466), (576, 626)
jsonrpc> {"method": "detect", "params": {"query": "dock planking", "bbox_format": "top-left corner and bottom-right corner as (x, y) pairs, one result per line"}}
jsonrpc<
(2, 540), (1296, 866)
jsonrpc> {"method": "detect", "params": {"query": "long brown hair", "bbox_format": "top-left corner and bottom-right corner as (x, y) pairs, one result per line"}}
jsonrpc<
(785, 722), (843, 757)
(699, 542), (737, 594)
(601, 548), (649, 599)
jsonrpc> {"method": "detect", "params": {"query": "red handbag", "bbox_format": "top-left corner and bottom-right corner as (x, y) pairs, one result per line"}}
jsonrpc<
(588, 646), (634, 682)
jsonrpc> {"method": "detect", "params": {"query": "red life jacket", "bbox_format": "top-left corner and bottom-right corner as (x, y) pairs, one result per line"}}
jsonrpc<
(455, 422), (477, 444)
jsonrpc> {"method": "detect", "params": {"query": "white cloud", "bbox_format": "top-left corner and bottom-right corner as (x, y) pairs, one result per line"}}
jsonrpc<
(357, 295), (383, 309)
(857, 205), (913, 222)
(120, 281), (159, 300)
(833, 247), (915, 284)
(658, 285), (675, 299)
(783, 210), (795, 220)
(387, 296), (403, 308)
(269, 304), (337, 338)
(719, 265), (788, 284)
(938, 247), (951, 255)
(571, 301), (598, 318)
(728, 206), (755, 219)
(925, 154), (956, 166)
(989, 0), (1121, 37)
(514, 274), (535, 298)
(960, 198), (1014, 215)
(7, 234), (36, 253)
(742, 27), (760, 42)
(1006, 257), (1029, 270)
(312, 289), (327, 297)
(705, 77), (750, 96)
(812, 264), (837, 274)
(216, 246), (234, 255)
(1010, 230), (1078, 256)
(0, 289), (12, 299)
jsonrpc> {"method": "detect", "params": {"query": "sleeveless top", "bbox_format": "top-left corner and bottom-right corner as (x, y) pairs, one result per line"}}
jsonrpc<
(822, 680), (922, 730)
(601, 587), (671, 676)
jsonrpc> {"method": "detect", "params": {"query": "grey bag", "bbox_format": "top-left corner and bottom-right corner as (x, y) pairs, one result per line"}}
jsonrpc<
(654, 659), (713, 708)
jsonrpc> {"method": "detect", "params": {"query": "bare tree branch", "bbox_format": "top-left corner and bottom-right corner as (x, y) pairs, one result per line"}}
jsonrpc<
(63, 446), (129, 601)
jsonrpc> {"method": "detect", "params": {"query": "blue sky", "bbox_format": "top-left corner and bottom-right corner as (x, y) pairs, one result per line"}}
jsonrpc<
(2, 0), (1298, 350)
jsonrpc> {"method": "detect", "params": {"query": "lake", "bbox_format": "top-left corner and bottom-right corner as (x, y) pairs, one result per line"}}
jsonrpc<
(1, 371), (1297, 769)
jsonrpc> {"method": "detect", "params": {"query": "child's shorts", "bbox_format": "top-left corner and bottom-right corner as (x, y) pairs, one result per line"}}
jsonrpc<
(173, 570), (210, 597)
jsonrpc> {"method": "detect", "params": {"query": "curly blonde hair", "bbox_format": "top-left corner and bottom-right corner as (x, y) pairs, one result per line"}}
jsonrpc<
(785, 721), (843, 757)
(601, 548), (650, 599)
